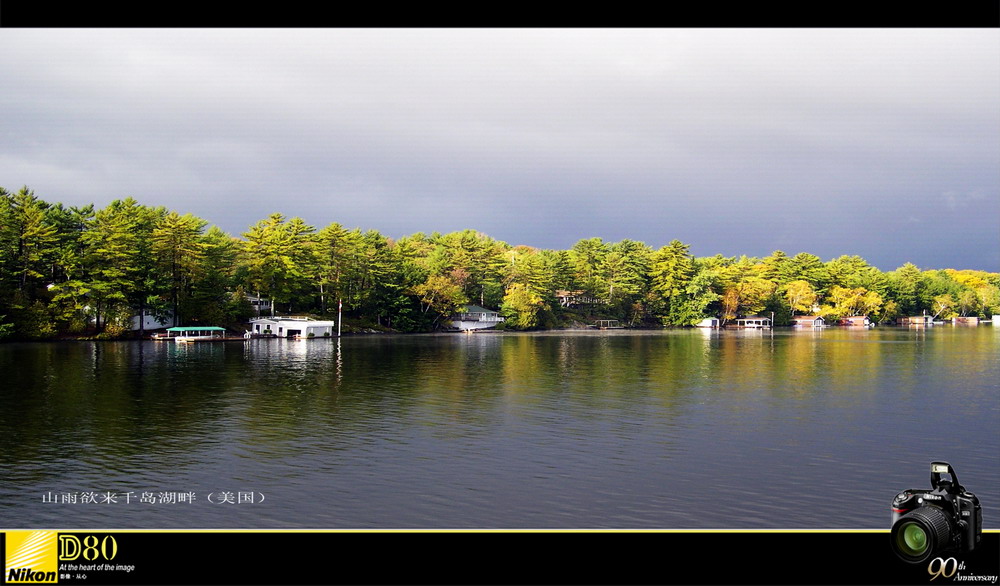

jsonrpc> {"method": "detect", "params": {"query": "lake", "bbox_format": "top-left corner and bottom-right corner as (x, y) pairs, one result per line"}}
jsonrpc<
(1, 326), (997, 529)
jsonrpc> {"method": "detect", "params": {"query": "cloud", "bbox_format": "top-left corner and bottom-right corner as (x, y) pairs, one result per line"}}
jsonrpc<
(0, 28), (997, 270)
(942, 190), (989, 211)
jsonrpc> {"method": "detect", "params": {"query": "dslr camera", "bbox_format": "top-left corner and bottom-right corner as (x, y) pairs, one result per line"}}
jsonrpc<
(890, 461), (982, 564)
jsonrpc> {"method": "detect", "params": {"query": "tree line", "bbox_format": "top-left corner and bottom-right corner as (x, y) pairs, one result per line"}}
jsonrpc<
(1, 186), (998, 340)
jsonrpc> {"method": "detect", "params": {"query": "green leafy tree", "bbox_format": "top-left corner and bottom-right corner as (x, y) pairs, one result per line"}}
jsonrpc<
(931, 294), (955, 320)
(720, 278), (774, 323)
(412, 271), (468, 329)
(680, 267), (723, 325)
(887, 263), (927, 316)
(501, 282), (544, 330)
(955, 290), (979, 317)
(823, 286), (883, 320)
(974, 285), (999, 316)
(877, 300), (901, 325)
(718, 256), (776, 324)
(784, 280), (818, 315)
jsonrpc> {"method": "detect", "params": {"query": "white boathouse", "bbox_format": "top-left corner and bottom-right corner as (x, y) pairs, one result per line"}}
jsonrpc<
(249, 316), (336, 338)
(449, 305), (504, 331)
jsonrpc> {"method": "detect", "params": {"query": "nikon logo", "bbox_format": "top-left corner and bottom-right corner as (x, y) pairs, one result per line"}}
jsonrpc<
(7, 568), (57, 582)
(4, 531), (58, 584)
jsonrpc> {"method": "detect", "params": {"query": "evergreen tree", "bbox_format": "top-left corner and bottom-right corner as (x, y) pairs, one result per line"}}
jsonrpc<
(650, 239), (695, 325)
(152, 211), (209, 326)
(81, 198), (165, 335)
(241, 213), (316, 314)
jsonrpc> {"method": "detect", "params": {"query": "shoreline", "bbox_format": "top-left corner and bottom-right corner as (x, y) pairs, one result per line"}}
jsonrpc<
(4, 320), (991, 344)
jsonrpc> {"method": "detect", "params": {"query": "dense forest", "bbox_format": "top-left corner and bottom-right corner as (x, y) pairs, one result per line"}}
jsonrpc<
(1, 185), (998, 340)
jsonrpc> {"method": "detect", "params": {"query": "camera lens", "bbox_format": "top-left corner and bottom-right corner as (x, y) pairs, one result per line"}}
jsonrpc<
(891, 506), (954, 564)
(898, 522), (929, 556)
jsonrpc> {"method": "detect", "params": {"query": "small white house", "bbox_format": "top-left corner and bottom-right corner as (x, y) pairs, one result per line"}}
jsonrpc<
(695, 318), (720, 328)
(449, 305), (504, 331)
(732, 316), (772, 329)
(247, 294), (272, 316)
(249, 316), (335, 338)
(130, 310), (173, 331)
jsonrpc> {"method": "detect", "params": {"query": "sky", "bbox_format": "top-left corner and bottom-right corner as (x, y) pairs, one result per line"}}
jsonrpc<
(1, 28), (998, 271)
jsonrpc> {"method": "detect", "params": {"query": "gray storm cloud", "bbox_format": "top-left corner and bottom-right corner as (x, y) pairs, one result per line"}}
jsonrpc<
(1, 28), (997, 270)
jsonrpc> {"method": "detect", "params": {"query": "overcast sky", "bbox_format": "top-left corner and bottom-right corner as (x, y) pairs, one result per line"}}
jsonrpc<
(1, 29), (997, 271)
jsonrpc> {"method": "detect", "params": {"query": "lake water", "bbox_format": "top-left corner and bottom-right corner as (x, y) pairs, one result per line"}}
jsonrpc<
(1, 326), (997, 529)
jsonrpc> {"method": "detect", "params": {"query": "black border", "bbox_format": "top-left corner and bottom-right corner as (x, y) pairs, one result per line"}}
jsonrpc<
(1, 2), (998, 28)
(4, 530), (999, 585)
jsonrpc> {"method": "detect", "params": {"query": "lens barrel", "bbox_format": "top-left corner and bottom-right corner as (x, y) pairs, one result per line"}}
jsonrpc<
(891, 506), (954, 564)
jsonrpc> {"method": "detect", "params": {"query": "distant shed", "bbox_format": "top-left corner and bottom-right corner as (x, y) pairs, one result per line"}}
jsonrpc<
(791, 315), (825, 328)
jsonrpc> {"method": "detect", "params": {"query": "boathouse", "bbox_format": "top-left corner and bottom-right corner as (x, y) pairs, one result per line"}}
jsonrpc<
(449, 305), (504, 331)
(838, 316), (872, 327)
(732, 316), (772, 329)
(249, 317), (335, 338)
(790, 315), (825, 328)
(898, 315), (933, 326)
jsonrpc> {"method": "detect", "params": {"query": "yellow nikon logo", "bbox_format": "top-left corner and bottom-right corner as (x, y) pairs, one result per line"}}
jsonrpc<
(5, 531), (58, 583)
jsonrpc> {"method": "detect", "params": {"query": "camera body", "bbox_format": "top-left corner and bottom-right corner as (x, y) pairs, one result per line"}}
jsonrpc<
(890, 461), (982, 564)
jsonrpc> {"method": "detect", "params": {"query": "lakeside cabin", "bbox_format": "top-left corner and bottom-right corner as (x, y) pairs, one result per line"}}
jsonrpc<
(790, 315), (825, 328)
(131, 311), (172, 332)
(898, 315), (933, 327)
(249, 317), (336, 338)
(247, 294), (272, 317)
(449, 305), (505, 331)
(838, 316), (872, 327)
(555, 290), (604, 307)
(731, 316), (772, 329)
